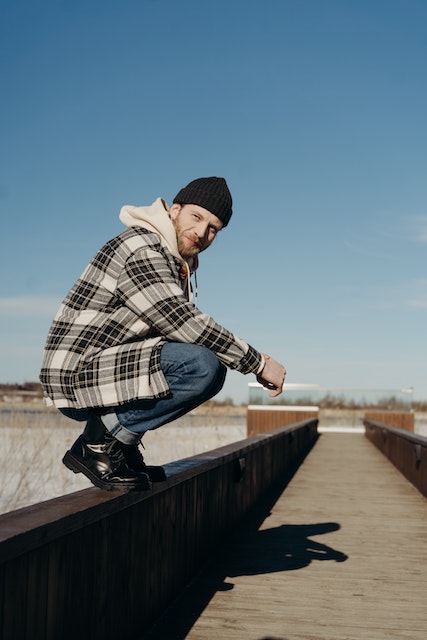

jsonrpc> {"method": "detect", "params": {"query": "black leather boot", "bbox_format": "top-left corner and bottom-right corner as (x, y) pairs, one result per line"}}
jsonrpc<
(120, 443), (167, 482)
(62, 414), (151, 491)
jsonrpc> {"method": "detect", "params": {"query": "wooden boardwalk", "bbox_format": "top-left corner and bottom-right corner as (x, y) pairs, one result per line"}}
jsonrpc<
(144, 432), (427, 640)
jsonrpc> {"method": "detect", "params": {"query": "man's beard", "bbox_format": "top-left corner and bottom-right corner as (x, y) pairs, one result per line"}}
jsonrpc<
(177, 234), (202, 259)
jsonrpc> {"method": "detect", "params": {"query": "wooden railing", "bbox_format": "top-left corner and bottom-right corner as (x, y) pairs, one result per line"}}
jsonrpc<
(364, 419), (427, 497)
(364, 410), (414, 432)
(0, 419), (318, 640)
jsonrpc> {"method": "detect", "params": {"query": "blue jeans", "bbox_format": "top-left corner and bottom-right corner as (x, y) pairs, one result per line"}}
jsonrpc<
(61, 342), (227, 445)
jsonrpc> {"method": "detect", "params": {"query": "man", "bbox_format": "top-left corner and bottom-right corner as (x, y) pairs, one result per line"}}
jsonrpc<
(40, 177), (286, 491)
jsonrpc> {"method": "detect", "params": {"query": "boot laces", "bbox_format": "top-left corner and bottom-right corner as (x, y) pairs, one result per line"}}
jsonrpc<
(104, 435), (125, 463)
(122, 443), (145, 469)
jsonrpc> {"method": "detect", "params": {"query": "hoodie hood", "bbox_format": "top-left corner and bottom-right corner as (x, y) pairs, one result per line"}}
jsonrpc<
(119, 197), (182, 260)
(119, 197), (199, 300)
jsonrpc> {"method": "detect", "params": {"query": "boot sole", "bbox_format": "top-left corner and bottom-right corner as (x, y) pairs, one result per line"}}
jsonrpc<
(145, 466), (167, 482)
(62, 450), (152, 492)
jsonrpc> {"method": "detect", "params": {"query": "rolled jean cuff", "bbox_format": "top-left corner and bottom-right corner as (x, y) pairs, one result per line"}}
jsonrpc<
(101, 412), (141, 445)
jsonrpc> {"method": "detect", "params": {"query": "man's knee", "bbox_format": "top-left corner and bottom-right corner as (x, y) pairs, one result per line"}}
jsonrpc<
(161, 342), (226, 395)
(197, 346), (227, 394)
(181, 343), (226, 392)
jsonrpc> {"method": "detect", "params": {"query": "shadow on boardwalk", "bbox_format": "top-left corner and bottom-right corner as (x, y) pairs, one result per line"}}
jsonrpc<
(225, 521), (348, 576)
(143, 455), (348, 640)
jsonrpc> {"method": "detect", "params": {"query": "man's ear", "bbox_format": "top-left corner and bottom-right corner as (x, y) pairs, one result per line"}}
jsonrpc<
(169, 203), (181, 221)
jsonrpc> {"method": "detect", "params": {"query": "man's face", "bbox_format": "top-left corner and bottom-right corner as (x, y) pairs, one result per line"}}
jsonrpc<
(169, 204), (223, 259)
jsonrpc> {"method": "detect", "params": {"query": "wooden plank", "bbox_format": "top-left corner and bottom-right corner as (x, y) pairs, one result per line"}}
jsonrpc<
(144, 433), (427, 640)
(365, 421), (427, 497)
(25, 545), (49, 640)
(1, 554), (28, 638)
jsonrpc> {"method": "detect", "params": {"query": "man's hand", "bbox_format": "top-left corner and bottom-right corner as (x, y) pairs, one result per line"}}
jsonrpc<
(256, 354), (287, 397)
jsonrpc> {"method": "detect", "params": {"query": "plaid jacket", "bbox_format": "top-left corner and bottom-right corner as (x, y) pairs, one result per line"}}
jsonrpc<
(40, 226), (262, 409)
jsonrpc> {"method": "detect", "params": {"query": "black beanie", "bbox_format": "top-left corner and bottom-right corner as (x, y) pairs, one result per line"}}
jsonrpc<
(173, 177), (233, 227)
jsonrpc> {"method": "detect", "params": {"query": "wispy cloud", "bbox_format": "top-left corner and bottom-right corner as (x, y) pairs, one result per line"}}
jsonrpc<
(366, 214), (427, 245)
(342, 239), (390, 259)
(407, 278), (427, 308)
(0, 296), (61, 317)
(336, 278), (427, 313)
(389, 278), (427, 310)
(406, 215), (427, 243)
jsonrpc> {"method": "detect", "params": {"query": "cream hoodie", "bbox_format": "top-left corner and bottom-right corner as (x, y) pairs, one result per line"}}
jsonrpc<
(119, 197), (198, 302)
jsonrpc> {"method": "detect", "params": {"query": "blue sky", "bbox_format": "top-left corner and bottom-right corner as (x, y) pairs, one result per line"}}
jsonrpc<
(1, 0), (426, 404)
